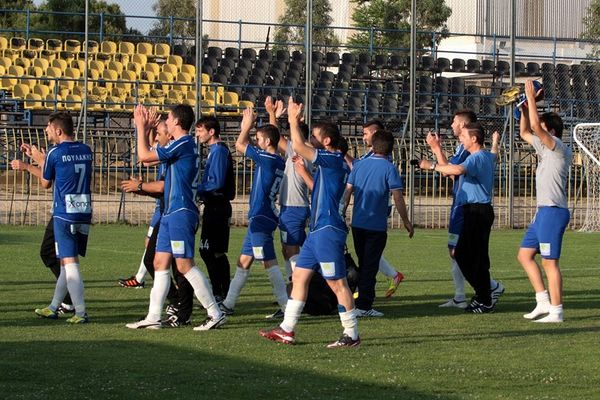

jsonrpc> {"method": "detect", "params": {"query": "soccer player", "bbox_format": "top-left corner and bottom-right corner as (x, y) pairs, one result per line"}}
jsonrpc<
(346, 120), (406, 298)
(195, 116), (235, 303)
(25, 112), (92, 323)
(260, 98), (360, 348)
(343, 130), (414, 317)
(418, 122), (497, 314)
(219, 107), (288, 315)
(517, 79), (571, 323)
(125, 104), (225, 331)
(425, 110), (504, 309)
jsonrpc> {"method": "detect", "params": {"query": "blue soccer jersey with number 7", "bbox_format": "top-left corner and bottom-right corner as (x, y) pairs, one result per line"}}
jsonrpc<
(43, 141), (93, 223)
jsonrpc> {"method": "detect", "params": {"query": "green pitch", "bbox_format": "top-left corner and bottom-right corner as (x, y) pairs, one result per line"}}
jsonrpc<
(1, 225), (599, 399)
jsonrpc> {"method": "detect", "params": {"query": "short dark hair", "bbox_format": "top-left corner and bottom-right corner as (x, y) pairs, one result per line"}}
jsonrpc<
(170, 104), (195, 131)
(48, 112), (74, 137)
(371, 130), (395, 155)
(464, 122), (485, 145)
(313, 121), (341, 149)
(540, 112), (564, 139)
(338, 136), (349, 156)
(256, 124), (280, 148)
(454, 110), (478, 124)
(363, 119), (385, 131)
(195, 116), (220, 137)
(299, 122), (309, 141)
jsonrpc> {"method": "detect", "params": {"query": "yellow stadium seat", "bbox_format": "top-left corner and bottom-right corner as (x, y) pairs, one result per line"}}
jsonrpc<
(126, 62), (142, 77)
(0, 64), (5, 76)
(0, 36), (8, 51)
(136, 42), (153, 56)
(82, 40), (99, 56)
(0, 56), (12, 69)
(200, 99), (215, 116)
(182, 97), (196, 108)
(132, 53), (147, 65)
(41, 66), (62, 90)
(64, 39), (81, 53)
(204, 90), (222, 105)
(33, 58), (49, 72)
(1, 65), (24, 89)
(180, 63), (195, 76)
(51, 58), (67, 72)
(20, 75), (37, 89)
(21, 49), (37, 61)
(87, 68), (100, 82)
(238, 100), (254, 110)
(175, 72), (193, 93)
(100, 40), (117, 54)
(96, 52), (112, 62)
(39, 49), (57, 62)
(132, 79), (151, 98)
(1, 48), (19, 61)
(144, 62), (160, 76)
(101, 69), (118, 90)
(114, 52), (130, 65)
(24, 93), (44, 110)
(59, 68), (81, 93)
(156, 71), (174, 92)
(161, 63), (178, 75)
(123, 96), (138, 111)
(186, 90), (197, 100)
(33, 84), (51, 98)
(65, 94), (82, 111)
(12, 83), (30, 99)
(89, 60), (105, 74)
(46, 39), (62, 52)
(167, 54), (183, 69)
(107, 60), (124, 75)
(201, 73), (210, 84)
(64, 67), (81, 79)
(167, 89), (184, 103)
(140, 70), (156, 82)
(15, 57), (31, 69)
(118, 41), (135, 55)
(44, 93), (61, 110)
(154, 43), (170, 58)
(27, 66), (44, 78)
(10, 37), (26, 51)
(27, 38), (45, 52)
(70, 59), (85, 72)
(59, 51), (76, 64)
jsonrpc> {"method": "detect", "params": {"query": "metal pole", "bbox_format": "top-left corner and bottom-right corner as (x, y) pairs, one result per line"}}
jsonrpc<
(304, 0), (313, 129)
(508, 0), (516, 227)
(408, 0), (417, 222)
(81, 0), (89, 142)
(195, 0), (203, 120)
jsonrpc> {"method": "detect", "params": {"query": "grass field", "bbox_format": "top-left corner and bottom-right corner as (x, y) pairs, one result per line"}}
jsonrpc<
(1, 224), (600, 400)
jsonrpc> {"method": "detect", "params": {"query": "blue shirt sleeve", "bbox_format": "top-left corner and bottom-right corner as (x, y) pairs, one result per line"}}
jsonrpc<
(347, 165), (357, 185)
(388, 165), (403, 190)
(198, 145), (227, 194)
(244, 144), (261, 163)
(314, 149), (343, 168)
(42, 147), (57, 182)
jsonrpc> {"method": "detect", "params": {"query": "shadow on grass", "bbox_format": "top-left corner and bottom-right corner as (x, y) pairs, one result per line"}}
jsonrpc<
(0, 340), (458, 400)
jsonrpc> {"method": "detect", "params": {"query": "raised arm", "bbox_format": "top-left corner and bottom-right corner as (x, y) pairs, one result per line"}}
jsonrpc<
(419, 159), (465, 176)
(121, 176), (164, 199)
(392, 189), (414, 238)
(135, 104), (159, 163)
(288, 97), (315, 161)
(30, 145), (52, 189)
(341, 183), (353, 220)
(426, 131), (449, 165)
(524, 79), (555, 150)
(236, 106), (256, 154)
(491, 131), (500, 155)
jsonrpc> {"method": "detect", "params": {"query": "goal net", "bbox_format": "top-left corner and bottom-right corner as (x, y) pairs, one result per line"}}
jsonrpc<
(573, 123), (600, 232)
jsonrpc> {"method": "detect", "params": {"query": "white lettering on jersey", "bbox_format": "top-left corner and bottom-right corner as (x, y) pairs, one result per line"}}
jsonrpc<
(65, 194), (92, 214)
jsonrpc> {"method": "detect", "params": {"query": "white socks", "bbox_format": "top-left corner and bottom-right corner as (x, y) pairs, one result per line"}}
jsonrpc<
(280, 298), (304, 333)
(222, 267), (250, 310)
(266, 265), (288, 310)
(135, 251), (147, 283)
(451, 258), (466, 301)
(64, 263), (86, 317)
(378, 257), (396, 278)
(50, 265), (68, 312)
(147, 269), (170, 322)
(184, 266), (221, 318)
(523, 290), (551, 319)
(339, 308), (359, 340)
(534, 304), (563, 323)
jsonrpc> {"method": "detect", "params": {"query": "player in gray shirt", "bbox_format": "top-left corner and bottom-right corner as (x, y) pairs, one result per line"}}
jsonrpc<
(517, 79), (572, 323)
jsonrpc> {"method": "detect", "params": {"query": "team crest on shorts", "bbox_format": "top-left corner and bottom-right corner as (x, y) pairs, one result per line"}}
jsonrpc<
(540, 242), (551, 257)
(171, 240), (185, 255)
(252, 246), (264, 259)
(320, 262), (336, 278)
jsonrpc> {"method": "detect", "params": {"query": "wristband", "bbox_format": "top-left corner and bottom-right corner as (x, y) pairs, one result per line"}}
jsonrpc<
(137, 182), (143, 192)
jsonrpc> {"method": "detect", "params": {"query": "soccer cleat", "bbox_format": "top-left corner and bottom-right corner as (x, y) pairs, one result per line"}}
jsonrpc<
(439, 298), (468, 309)
(57, 303), (75, 315)
(259, 327), (295, 344)
(163, 314), (190, 328)
(465, 299), (494, 314)
(125, 318), (161, 330)
(356, 308), (384, 317)
(533, 313), (563, 323)
(265, 308), (284, 319)
(384, 272), (405, 298)
(353, 291), (359, 300)
(523, 302), (551, 320)
(326, 334), (361, 348)
(66, 314), (89, 324)
(193, 314), (226, 331)
(165, 303), (179, 317)
(118, 276), (145, 289)
(35, 307), (58, 319)
(219, 303), (234, 315)
(491, 282), (505, 305)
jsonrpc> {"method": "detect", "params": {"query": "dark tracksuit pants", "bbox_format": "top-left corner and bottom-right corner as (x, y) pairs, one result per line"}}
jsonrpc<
(352, 226), (387, 311)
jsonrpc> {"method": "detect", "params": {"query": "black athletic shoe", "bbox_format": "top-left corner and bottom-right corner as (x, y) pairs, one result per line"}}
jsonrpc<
(165, 303), (179, 317)
(465, 299), (495, 314)
(327, 334), (361, 348)
(162, 315), (191, 328)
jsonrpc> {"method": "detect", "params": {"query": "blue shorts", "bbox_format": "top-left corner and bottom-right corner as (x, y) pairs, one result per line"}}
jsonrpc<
(156, 210), (199, 259)
(520, 207), (570, 259)
(448, 201), (464, 249)
(279, 206), (310, 246)
(295, 226), (348, 280)
(147, 206), (162, 238)
(241, 216), (278, 260)
(53, 217), (90, 259)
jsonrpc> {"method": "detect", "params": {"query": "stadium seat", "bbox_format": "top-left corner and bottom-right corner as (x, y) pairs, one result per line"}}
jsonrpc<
(82, 40), (99, 56)
(276, 49), (290, 64)
(466, 59), (481, 73)
(28, 37), (45, 52)
(419, 55), (435, 71)
(480, 59), (495, 74)
(162, 63), (178, 76)
(10, 37), (26, 51)
(176, 72), (193, 93)
(373, 54), (388, 70)
(224, 47), (240, 61)
(241, 48), (257, 62)
(59, 51), (76, 64)
(292, 50), (307, 64)
(12, 83), (30, 99)
(437, 57), (451, 73)
(496, 60), (510, 76)
(341, 53), (356, 65)
(126, 61), (142, 78)
(100, 40), (117, 54)
(145, 62), (160, 76)
(64, 39), (81, 53)
(0, 36), (8, 51)
(451, 58), (466, 73)
(51, 58), (67, 72)
(24, 92), (44, 110)
(15, 57), (32, 69)
(1, 65), (24, 89)
(118, 41), (135, 55)
(207, 46), (223, 59)
(172, 44), (187, 57)
(107, 60), (124, 75)
(325, 52), (339, 67)
(389, 54), (406, 70)
(1, 48), (19, 62)
(137, 42), (153, 56)
(354, 64), (370, 79)
(258, 49), (272, 62)
(0, 64), (6, 77)
(181, 63), (195, 76)
(154, 43), (170, 58)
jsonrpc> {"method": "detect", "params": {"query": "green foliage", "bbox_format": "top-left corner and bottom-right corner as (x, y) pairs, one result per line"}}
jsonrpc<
(148, 0), (196, 41)
(33, 0), (126, 41)
(0, 1), (35, 34)
(273, 0), (340, 51)
(348, 0), (452, 52)
(582, 0), (600, 57)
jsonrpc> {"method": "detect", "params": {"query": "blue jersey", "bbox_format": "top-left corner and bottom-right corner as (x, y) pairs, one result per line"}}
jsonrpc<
(449, 144), (469, 197)
(156, 134), (199, 216)
(348, 155), (403, 231)
(456, 150), (496, 205)
(245, 145), (285, 222)
(310, 149), (347, 232)
(43, 141), (93, 223)
(198, 142), (233, 201)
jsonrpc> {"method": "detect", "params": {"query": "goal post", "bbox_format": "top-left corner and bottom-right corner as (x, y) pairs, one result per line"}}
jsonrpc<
(573, 123), (600, 232)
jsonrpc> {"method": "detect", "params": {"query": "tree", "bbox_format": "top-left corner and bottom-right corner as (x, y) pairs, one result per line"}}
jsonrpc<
(148, 0), (197, 42)
(348, 0), (452, 53)
(0, 1), (35, 35)
(33, 0), (126, 41)
(273, 0), (340, 51)
(582, 0), (600, 57)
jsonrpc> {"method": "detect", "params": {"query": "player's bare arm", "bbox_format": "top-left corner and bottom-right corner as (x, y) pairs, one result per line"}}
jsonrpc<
(236, 106), (256, 154)
(525, 79), (556, 150)
(288, 97), (315, 161)
(135, 105), (159, 163)
(392, 189), (414, 238)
